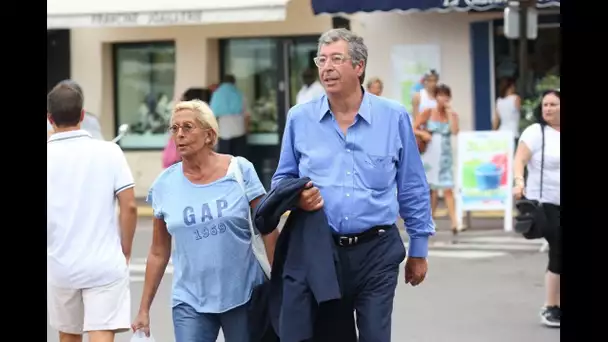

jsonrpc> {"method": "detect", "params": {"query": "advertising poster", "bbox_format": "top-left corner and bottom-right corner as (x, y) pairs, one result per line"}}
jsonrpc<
(390, 45), (441, 113)
(456, 131), (515, 232)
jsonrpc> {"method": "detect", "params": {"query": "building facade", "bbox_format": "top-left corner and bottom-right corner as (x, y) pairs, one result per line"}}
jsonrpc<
(47, 0), (559, 196)
(48, 0), (332, 196)
(352, 6), (560, 132)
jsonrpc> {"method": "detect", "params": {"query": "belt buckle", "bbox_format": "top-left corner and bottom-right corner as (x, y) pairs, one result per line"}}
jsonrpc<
(339, 236), (358, 246)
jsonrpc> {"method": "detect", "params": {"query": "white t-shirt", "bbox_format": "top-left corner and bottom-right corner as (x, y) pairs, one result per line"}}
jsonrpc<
(217, 99), (248, 140)
(296, 81), (325, 105)
(47, 130), (135, 289)
(519, 123), (560, 205)
(496, 95), (520, 138)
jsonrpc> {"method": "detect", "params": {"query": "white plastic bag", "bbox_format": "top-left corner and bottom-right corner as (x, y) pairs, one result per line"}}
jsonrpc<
(130, 330), (155, 342)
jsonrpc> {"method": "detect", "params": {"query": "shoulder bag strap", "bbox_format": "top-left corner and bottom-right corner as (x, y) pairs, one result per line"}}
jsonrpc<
(228, 158), (255, 236)
(540, 124), (545, 200)
(229, 157), (272, 279)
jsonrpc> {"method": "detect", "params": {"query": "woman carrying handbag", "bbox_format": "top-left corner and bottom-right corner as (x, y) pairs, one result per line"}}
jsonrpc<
(132, 100), (277, 342)
(513, 90), (561, 328)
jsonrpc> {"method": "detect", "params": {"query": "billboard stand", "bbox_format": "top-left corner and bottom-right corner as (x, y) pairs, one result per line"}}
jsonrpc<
(456, 131), (515, 232)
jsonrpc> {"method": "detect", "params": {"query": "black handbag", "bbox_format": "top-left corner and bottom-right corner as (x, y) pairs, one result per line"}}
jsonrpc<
(514, 124), (547, 240)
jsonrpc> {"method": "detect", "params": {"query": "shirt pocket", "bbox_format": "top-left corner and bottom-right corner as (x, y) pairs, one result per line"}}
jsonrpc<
(358, 153), (397, 190)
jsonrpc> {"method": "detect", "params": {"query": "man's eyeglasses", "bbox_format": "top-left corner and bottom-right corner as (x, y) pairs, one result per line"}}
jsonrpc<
(313, 54), (351, 68)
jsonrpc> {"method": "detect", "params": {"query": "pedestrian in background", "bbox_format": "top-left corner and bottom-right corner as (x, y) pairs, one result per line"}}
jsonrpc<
(493, 77), (521, 148)
(513, 90), (561, 328)
(47, 81), (137, 342)
(272, 28), (434, 342)
(411, 69), (439, 120)
(132, 100), (278, 342)
(296, 68), (325, 104)
(210, 74), (249, 157)
(365, 76), (383, 96)
(413, 84), (460, 235)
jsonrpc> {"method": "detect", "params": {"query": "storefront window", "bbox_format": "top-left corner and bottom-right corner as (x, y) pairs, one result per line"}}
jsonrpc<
(493, 17), (560, 131)
(222, 39), (278, 145)
(114, 42), (176, 149)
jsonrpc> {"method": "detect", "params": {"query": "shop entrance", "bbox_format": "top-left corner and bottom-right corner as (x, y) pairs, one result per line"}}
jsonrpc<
(47, 30), (71, 93)
(220, 36), (320, 189)
(493, 14), (560, 99)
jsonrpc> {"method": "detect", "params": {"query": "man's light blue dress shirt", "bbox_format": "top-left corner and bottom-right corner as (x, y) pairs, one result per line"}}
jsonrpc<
(272, 91), (435, 257)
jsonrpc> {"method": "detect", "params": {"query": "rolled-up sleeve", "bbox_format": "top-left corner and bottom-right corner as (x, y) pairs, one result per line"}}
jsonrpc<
(396, 110), (435, 258)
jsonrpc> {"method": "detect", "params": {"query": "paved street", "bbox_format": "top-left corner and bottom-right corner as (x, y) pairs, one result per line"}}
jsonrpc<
(47, 217), (560, 342)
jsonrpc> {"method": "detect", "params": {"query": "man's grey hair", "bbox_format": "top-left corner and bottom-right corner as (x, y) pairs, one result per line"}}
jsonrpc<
(318, 28), (368, 83)
(58, 79), (84, 100)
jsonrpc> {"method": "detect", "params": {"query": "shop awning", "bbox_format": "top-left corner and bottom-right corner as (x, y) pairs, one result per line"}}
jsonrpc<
(312, 0), (560, 15)
(47, 0), (291, 29)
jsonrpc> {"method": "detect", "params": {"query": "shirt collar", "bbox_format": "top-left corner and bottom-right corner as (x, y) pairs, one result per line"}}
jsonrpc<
(318, 87), (372, 124)
(48, 129), (92, 143)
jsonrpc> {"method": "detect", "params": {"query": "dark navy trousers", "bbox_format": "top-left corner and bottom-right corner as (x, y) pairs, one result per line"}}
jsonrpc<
(335, 226), (406, 342)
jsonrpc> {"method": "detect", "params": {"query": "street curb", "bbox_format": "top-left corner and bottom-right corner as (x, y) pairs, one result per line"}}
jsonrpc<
(433, 208), (515, 218)
(138, 206), (154, 217)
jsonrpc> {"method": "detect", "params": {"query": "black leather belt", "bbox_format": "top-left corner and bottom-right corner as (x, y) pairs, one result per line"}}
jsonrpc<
(333, 224), (394, 247)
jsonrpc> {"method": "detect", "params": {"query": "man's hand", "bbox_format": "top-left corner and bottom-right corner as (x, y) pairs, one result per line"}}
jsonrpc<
(298, 181), (324, 211)
(404, 257), (428, 286)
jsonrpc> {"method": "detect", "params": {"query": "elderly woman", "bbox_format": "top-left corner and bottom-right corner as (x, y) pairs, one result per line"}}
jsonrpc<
(365, 77), (383, 96)
(513, 90), (561, 328)
(131, 100), (279, 342)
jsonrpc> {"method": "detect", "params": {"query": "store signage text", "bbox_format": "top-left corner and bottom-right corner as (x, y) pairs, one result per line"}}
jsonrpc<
(91, 13), (139, 26)
(90, 11), (205, 27)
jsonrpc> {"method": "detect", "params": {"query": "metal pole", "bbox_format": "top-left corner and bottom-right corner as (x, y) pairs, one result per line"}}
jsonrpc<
(518, 0), (530, 96)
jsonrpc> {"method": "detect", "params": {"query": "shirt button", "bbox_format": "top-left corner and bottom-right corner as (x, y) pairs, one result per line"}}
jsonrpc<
(346, 171), (351, 175)
(346, 193), (350, 197)
(345, 216), (349, 220)
(346, 149), (351, 153)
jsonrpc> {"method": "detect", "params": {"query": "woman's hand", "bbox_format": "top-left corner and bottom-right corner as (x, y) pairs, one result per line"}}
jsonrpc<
(418, 131), (433, 142)
(513, 184), (525, 200)
(131, 311), (151, 337)
(513, 176), (525, 199)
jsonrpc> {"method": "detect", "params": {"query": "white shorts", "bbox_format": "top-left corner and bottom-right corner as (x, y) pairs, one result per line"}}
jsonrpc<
(47, 274), (131, 334)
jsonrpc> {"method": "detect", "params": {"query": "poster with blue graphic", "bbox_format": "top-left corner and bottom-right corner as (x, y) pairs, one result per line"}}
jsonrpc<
(456, 131), (515, 232)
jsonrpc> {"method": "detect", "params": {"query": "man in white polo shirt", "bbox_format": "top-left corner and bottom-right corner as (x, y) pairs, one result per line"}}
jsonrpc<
(47, 81), (138, 342)
(46, 80), (104, 141)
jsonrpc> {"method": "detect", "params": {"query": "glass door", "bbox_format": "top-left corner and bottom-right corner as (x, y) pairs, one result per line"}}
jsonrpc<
(287, 38), (320, 109)
(220, 36), (320, 189)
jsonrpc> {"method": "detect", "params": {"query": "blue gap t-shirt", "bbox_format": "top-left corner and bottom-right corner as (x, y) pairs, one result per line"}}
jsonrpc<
(147, 156), (266, 313)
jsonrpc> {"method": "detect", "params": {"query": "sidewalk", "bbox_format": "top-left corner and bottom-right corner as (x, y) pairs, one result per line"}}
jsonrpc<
(136, 197), (153, 217)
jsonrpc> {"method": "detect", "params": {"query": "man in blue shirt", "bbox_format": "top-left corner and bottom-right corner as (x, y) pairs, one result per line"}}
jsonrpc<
(272, 28), (434, 342)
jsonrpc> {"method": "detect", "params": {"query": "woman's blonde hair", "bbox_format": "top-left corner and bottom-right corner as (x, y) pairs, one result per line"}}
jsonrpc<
(171, 100), (219, 147)
(366, 77), (383, 90)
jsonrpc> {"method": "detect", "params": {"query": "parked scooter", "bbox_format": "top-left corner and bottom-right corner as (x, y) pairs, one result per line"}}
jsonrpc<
(112, 124), (129, 143)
